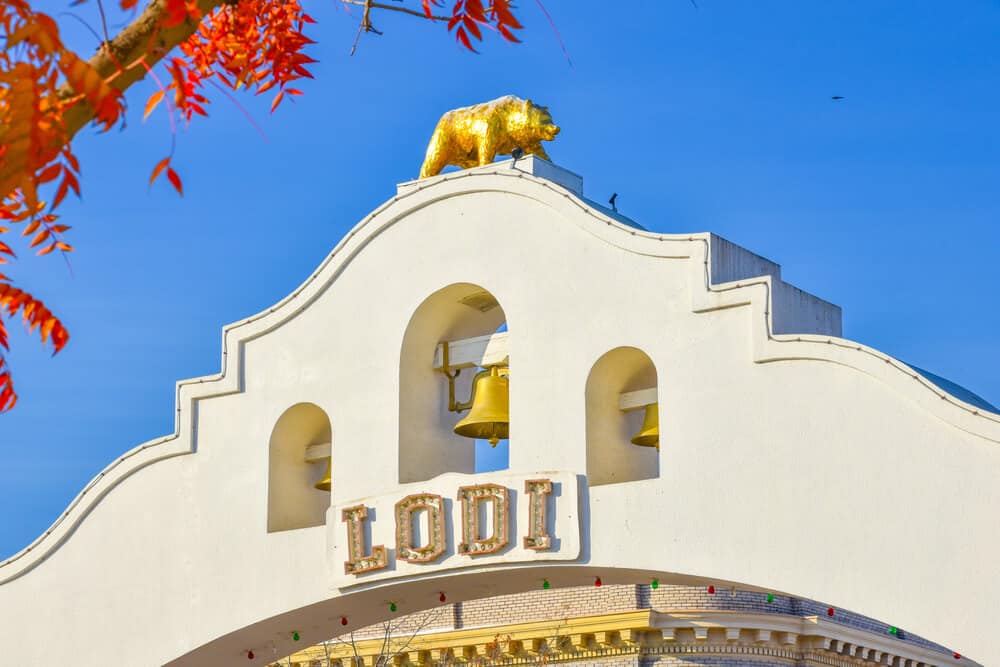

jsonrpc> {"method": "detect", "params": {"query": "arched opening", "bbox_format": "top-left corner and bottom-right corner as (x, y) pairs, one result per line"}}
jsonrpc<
(267, 402), (332, 533)
(474, 437), (509, 473)
(399, 284), (509, 483)
(585, 346), (659, 486)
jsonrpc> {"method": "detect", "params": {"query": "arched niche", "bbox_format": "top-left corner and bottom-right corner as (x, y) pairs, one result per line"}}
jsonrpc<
(399, 283), (507, 483)
(267, 402), (332, 533)
(585, 347), (659, 486)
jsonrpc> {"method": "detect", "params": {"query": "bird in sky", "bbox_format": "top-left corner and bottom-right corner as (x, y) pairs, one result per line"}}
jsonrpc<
(831, 95), (846, 101)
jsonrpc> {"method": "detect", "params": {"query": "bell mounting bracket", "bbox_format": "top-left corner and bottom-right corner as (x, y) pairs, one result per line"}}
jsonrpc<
(440, 341), (500, 414)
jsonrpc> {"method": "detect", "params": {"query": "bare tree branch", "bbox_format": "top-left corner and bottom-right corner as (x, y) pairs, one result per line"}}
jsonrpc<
(380, 607), (445, 661)
(324, 606), (449, 667)
(340, 0), (449, 22)
(379, 621), (393, 667)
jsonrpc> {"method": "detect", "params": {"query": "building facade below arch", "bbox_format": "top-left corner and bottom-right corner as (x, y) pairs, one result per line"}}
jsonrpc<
(277, 584), (955, 667)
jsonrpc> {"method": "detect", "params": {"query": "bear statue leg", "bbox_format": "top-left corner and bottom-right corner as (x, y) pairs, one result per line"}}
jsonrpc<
(477, 137), (497, 167)
(420, 128), (450, 179)
(420, 155), (447, 179)
(476, 118), (502, 167)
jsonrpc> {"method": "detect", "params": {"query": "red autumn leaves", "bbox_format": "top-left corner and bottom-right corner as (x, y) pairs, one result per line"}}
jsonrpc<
(0, 0), (124, 410)
(0, 0), (524, 412)
(141, 0), (319, 193)
(0, 283), (69, 411)
(424, 0), (522, 51)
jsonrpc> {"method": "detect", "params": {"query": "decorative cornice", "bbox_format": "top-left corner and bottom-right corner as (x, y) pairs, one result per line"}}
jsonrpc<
(276, 609), (957, 667)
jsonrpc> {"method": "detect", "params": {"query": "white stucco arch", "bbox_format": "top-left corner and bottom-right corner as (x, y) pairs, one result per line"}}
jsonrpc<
(1, 158), (997, 666)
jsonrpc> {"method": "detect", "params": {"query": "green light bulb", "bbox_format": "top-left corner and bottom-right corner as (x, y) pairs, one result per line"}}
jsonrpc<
(766, 594), (774, 603)
(651, 578), (659, 589)
(293, 632), (300, 642)
(390, 602), (397, 612)
(889, 627), (898, 635)
(542, 579), (550, 590)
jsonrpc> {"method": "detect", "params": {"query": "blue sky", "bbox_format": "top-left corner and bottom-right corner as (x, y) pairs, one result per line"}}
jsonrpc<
(2, 0), (999, 559)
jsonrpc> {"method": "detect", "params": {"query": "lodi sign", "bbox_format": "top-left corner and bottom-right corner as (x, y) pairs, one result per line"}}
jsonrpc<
(329, 471), (581, 588)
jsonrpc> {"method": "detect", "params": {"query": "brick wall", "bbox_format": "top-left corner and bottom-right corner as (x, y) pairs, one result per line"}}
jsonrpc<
(348, 603), (459, 639)
(458, 586), (639, 628)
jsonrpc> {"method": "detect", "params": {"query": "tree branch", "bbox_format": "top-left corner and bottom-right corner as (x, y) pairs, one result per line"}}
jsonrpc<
(340, 0), (449, 23)
(56, 0), (449, 136)
(59, 0), (226, 140)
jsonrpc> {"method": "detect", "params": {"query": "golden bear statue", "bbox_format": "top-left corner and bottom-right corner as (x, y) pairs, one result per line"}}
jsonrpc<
(419, 95), (560, 179)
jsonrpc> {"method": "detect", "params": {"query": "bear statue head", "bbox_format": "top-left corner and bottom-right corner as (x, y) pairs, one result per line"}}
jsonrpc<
(524, 98), (560, 141)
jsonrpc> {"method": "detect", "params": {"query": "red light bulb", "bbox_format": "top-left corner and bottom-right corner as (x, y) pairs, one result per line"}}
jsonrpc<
(247, 650), (254, 660)
(341, 616), (348, 626)
(954, 654), (961, 660)
(707, 585), (715, 594)
(439, 592), (447, 603)
(827, 607), (835, 617)
(594, 576), (602, 587)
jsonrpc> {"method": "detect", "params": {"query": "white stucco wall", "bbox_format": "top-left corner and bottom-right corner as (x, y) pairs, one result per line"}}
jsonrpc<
(0, 158), (996, 666)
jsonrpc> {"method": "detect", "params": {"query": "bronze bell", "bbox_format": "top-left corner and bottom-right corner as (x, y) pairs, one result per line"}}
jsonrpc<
(314, 458), (332, 492)
(453, 366), (509, 446)
(630, 403), (659, 448)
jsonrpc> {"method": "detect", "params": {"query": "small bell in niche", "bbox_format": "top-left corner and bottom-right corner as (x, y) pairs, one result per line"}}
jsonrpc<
(314, 458), (332, 492)
(452, 366), (510, 446)
(630, 402), (659, 448)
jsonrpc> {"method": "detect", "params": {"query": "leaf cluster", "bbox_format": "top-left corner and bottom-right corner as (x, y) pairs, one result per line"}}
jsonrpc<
(0, 0), (128, 410)
(427, 0), (522, 51)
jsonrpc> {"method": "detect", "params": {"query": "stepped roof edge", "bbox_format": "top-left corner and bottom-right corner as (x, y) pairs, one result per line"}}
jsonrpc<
(400, 156), (996, 415)
(401, 156), (842, 340)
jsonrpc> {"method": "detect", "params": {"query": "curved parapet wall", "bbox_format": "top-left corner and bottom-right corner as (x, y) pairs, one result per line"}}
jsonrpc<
(0, 157), (996, 666)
